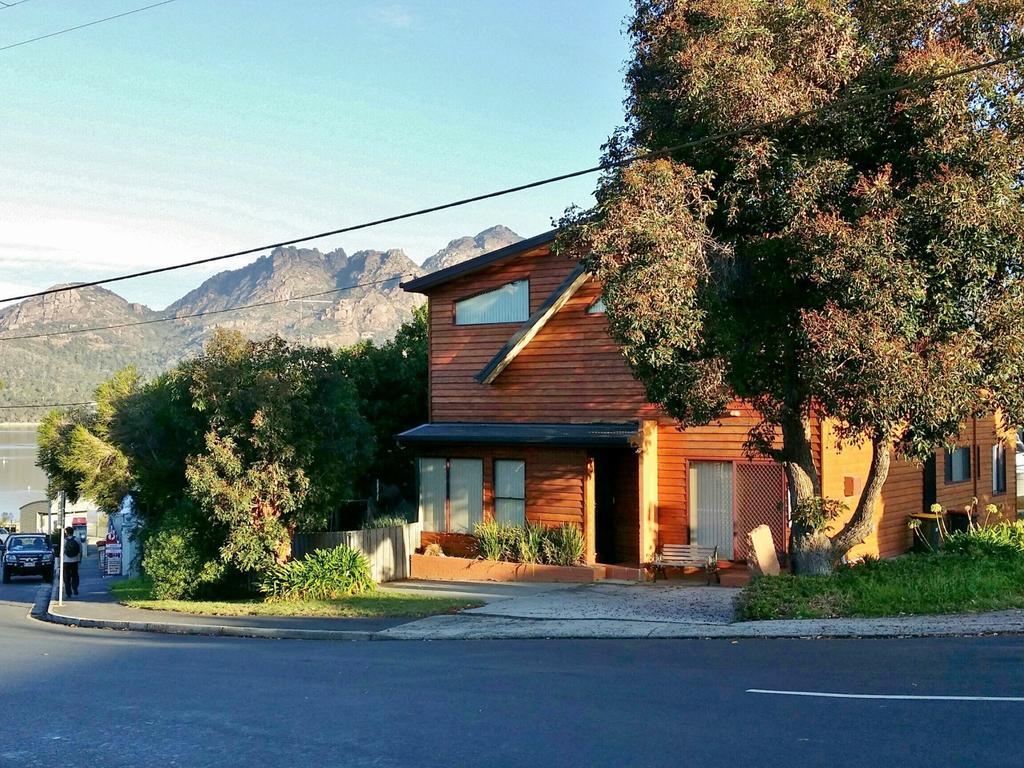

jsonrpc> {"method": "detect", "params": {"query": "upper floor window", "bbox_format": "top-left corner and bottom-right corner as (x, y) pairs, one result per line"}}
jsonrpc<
(944, 446), (972, 484)
(993, 442), (1007, 495)
(587, 297), (606, 314)
(455, 280), (529, 325)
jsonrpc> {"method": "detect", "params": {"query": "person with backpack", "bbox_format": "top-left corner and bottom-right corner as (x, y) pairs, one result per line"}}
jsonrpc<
(62, 527), (82, 596)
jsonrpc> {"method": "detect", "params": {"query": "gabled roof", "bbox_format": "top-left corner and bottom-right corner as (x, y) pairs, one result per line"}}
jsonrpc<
(397, 421), (639, 447)
(475, 264), (590, 384)
(402, 229), (558, 294)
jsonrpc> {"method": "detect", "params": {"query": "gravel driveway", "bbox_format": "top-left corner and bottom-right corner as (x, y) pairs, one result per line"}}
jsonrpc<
(464, 582), (737, 625)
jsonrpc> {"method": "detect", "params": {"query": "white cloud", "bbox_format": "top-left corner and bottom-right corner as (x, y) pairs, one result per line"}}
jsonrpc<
(372, 5), (414, 29)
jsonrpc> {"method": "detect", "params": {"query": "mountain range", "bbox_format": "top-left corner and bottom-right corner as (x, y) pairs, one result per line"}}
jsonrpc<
(0, 225), (523, 420)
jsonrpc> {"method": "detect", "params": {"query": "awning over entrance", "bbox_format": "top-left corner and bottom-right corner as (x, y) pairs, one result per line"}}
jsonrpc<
(397, 421), (640, 448)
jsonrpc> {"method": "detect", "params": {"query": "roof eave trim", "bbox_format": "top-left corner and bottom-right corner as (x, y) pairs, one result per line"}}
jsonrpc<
(401, 229), (558, 294)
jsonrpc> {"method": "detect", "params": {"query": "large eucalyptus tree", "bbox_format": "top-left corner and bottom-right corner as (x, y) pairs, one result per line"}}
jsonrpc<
(560, 0), (1024, 572)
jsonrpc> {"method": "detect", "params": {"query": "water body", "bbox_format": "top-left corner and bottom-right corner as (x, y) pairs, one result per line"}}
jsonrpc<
(0, 424), (48, 520)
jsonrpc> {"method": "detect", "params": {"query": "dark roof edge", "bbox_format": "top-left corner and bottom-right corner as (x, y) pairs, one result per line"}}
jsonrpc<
(401, 229), (559, 293)
(396, 421), (640, 448)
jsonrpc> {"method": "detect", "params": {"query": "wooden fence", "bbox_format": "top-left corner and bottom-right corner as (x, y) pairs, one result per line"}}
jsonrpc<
(291, 522), (422, 583)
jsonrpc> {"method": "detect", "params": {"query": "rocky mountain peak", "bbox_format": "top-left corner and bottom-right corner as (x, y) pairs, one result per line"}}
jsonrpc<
(0, 284), (154, 332)
(421, 225), (523, 273)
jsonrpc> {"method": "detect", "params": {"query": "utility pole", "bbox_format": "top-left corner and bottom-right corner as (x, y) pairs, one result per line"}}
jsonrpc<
(57, 491), (66, 606)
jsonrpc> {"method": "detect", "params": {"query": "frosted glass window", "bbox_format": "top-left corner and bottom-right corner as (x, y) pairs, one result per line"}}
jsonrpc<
(417, 458), (447, 532)
(455, 280), (529, 325)
(587, 297), (606, 314)
(448, 459), (484, 533)
(495, 459), (526, 526)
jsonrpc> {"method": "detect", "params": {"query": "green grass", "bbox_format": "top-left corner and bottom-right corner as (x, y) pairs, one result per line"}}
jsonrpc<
(737, 552), (1024, 620)
(110, 578), (483, 618)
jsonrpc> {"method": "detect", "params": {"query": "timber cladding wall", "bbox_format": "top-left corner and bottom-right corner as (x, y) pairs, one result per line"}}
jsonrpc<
(820, 420), (922, 559)
(654, 405), (812, 549)
(425, 245), (652, 422)
(935, 415), (1017, 523)
(428, 445), (588, 531)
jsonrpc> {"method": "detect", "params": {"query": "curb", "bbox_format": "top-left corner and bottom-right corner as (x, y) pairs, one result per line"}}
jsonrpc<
(40, 610), (375, 641)
(32, 582), (374, 642)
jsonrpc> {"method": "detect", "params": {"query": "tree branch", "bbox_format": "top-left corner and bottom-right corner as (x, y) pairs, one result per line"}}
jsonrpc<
(830, 435), (892, 556)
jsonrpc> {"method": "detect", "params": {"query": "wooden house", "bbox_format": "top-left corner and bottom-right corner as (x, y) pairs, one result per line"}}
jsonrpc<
(399, 231), (1017, 573)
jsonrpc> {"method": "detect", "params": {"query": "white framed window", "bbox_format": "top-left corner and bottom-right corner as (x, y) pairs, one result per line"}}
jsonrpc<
(455, 280), (529, 325)
(417, 457), (483, 533)
(587, 297), (606, 314)
(494, 459), (526, 526)
(417, 458), (447, 532)
(993, 442), (1007, 495)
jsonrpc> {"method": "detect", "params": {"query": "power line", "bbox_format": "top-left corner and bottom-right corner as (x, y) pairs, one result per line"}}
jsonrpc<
(0, 274), (413, 342)
(0, 0), (177, 53)
(0, 1), (35, 10)
(2, 49), (1021, 305)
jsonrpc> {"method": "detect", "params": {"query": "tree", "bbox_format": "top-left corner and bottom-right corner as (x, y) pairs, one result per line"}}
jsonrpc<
(559, 0), (1024, 573)
(338, 305), (428, 499)
(179, 330), (374, 571)
(37, 368), (138, 512)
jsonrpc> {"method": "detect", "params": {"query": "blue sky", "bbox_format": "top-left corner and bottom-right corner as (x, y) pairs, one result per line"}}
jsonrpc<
(0, 0), (631, 308)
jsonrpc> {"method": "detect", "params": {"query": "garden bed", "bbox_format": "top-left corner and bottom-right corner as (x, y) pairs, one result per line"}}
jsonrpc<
(410, 553), (600, 583)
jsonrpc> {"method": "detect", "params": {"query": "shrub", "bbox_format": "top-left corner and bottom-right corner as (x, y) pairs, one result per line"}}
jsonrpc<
(423, 542), (445, 557)
(260, 545), (375, 601)
(362, 514), (409, 529)
(945, 521), (1024, 557)
(542, 523), (586, 566)
(142, 525), (226, 600)
(517, 522), (547, 564)
(474, 521), (521, 561)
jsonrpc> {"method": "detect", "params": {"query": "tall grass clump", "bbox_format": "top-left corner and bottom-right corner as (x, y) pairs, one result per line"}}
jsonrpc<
(542, 523), (586, 566)
(260, 545), (374, 601)
(474, 521), (521, 561)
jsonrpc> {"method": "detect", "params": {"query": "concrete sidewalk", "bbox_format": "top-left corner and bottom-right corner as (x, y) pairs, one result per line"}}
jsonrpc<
(35, 565), (1024, 641)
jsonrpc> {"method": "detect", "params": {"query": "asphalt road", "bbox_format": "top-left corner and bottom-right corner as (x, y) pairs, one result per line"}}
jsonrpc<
(2, 576), (1024, 768)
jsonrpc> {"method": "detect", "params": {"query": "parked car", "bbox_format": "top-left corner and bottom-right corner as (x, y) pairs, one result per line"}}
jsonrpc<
(2, 534), (55, 583)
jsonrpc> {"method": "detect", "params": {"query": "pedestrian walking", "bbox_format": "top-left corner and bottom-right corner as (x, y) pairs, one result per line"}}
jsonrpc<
(62, 527), (81, 597)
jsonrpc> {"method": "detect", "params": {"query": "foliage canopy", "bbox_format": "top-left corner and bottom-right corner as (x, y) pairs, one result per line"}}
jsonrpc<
(559, 0), (1024, 571)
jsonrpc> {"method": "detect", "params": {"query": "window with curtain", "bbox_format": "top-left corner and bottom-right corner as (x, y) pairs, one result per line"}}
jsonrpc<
(993, 442), (1007, 495)
(494, 459), (526, 526)
(417, 458), (447, 532)
(417, 458), (483, 532)
(944, 446), (972, 484)
(454, 280), (529, 325)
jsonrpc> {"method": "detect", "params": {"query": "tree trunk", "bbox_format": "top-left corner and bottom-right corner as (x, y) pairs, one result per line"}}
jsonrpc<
(779, 409), (829, 575)
(830, 436), (892, 558)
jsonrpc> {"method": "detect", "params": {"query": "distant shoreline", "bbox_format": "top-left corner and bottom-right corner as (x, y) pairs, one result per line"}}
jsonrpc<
(0, 423), (39, 428)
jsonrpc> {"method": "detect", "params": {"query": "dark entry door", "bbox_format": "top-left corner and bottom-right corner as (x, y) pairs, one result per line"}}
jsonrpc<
(593, 452), (616, 563)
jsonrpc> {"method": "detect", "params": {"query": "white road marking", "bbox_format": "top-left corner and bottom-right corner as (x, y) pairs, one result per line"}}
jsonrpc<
(747, 689), (1024, 702)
